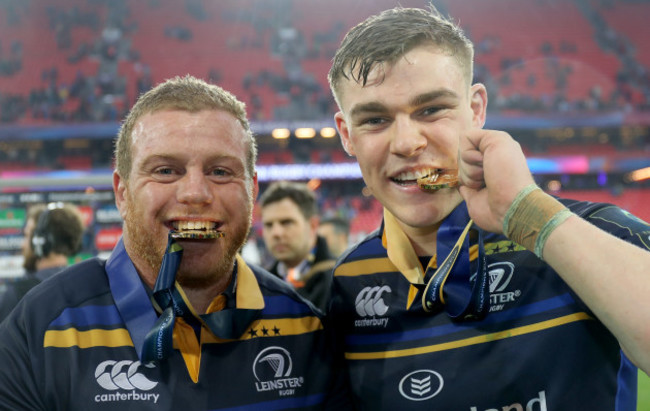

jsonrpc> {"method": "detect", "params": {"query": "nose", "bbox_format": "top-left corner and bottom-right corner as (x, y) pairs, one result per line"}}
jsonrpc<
(177, 169), (213, 204)
(267, 222), (284, 238)
(389, 116), (427, 157)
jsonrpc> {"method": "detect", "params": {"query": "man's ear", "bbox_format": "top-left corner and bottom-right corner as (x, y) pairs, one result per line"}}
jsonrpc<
(309, 215), (320, 233)
(113, 171), (128, 220)
(251, 171), (259, 202)
(309, 216), (321, 247)
(470, 83), (488, 128)
(334, 111), (356, 156)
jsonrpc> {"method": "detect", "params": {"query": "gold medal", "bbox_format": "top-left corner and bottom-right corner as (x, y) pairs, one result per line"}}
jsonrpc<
(170, 230), (225, 240)
(417, 169), (459, 192)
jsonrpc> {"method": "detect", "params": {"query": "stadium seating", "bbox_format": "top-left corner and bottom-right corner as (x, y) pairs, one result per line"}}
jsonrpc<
(2, 0), (649, 125)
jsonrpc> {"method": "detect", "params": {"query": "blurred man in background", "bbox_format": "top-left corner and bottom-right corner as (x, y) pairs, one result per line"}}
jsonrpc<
(0, 202), (84, 322)
(318, 216), (350, 258)
(260, 181), (336, 311)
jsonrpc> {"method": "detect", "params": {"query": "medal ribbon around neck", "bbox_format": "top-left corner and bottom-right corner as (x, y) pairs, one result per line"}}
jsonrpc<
(421, 205), (490, 320)
(141, 232), (260, 363)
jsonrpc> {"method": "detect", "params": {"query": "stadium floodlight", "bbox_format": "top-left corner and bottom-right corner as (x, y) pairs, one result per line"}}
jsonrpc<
(295, 128), (316, 139)
(626, 167), (650, 183)
(320, 127), (337, 138)
(271, 128), (291, 139)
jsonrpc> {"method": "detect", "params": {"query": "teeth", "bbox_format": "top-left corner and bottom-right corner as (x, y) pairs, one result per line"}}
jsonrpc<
(172, 221), (216, 231)
(394, 168), (438, 182)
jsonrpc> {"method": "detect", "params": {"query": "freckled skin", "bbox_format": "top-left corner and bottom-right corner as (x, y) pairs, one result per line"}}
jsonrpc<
(114, 109), (258, 302)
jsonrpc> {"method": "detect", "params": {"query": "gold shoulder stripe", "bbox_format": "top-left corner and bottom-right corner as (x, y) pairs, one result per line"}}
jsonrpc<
(345, 312), (593, 360)
(201, 315), (324, 343)
(44, 328), (134, 348)
(243, 316), (323, 340)
(485, 240), (526, 255)
(335, 258), (397, 277)
(336, 247), (480, 278)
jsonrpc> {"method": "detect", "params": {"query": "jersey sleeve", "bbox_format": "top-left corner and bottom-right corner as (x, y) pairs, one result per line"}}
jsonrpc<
(583, 205), (650, 251)
(0, 300), (47, 410)
(565, 204), (650, 315)
(0, 285), (20, 323)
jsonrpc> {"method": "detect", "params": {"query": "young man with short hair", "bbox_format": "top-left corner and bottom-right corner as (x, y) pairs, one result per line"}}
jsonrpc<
(327, 6), (650, 409)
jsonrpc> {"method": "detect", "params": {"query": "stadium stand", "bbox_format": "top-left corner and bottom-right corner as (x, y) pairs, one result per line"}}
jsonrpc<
(2, 0), (650, 124)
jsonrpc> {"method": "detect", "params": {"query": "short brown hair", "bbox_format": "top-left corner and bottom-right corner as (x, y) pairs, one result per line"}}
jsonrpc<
(328, 6), (474, 108)
(259, 181), (318, 219)
(114, 75), (257, 180)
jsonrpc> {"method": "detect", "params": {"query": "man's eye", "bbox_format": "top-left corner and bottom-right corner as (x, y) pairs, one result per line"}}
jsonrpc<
(211, 168), (228, 177)
(360, 117), (387, 126)
(421, 106), (444, 116)
(155, 167), (175, 175)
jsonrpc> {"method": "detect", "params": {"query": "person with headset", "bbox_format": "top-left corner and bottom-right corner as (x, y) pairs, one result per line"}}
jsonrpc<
(0, 202), (85, 322)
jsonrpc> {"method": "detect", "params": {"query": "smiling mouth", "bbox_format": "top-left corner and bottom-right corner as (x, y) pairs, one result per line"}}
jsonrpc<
(170, 221), (225, 240)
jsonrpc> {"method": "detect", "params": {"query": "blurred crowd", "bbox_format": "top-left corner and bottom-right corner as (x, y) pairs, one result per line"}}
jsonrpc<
(1, 0), (650, 125)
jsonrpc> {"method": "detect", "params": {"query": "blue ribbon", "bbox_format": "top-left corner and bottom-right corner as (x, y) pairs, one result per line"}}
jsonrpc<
(105, 238), (159, 357)
(141, 233), (261, 363)
(141, 234), (184, 363)
(421, 204), (489, 320)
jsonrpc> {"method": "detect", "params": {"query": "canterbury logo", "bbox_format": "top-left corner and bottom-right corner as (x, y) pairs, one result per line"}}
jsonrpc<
(95, 360), (158, 391)
(355, 285), (391, 317)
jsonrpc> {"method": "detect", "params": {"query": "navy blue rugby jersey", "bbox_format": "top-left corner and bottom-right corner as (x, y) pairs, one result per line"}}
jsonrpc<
(329, 200), (649, 410)
(0, 239), (351, 411)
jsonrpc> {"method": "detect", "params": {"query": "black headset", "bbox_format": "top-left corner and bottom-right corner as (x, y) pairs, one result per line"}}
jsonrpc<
(31, 202), (65, 258)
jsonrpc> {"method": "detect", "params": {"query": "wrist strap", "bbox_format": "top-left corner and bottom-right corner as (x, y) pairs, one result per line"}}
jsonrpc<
(503, 184), (573, 259)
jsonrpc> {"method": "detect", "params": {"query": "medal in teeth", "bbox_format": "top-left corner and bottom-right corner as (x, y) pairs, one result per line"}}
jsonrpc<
(417, 169), (459, 192)
(170, 220), (224, 239)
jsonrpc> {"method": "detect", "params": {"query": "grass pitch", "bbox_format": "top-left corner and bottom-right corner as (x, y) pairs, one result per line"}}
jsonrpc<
(639, 369), (650, 411)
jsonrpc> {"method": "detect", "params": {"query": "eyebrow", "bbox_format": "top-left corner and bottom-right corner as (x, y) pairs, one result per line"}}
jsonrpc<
(349, 102), (387, 118)
(410, 89), (459, 107)
(139, 154), (181, 169)
(349, 88), (460, 118)
(142, 152), (240, 164)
